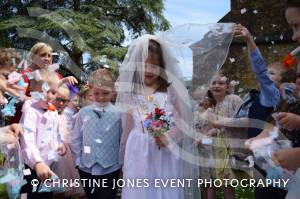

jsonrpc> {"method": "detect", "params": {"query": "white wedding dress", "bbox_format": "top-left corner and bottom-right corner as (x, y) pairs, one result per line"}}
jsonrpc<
(121, 92), (183, 199)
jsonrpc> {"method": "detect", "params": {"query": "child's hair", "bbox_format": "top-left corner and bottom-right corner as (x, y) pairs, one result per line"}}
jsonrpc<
(148, 39), (169, 92)
(286, 0), (300, 8)
(268, 62), (285, 74)
(58, 84), (70, 99)
(0, 48), (21, 69)
(31, 69), (60, 89)
(78, 85), (90, 99)
(88, 69), (115, 89)
(28, 42), (53, 67)
(206, 90), (216, 107)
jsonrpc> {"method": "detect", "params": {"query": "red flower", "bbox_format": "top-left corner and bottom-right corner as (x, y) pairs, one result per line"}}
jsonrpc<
(282, 53), (298, 69)
(154, 108), (164, 116)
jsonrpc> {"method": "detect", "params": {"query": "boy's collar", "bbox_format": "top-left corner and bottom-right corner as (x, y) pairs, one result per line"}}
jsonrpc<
(92, 102), (112, 110)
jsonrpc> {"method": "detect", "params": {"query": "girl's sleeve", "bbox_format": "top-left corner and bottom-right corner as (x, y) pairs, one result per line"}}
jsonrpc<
(19, 108), (43, 169)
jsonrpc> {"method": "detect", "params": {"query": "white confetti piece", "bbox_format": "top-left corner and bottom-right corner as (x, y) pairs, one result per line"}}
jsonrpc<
(271, 24), (277, 28)
(268, 46), (272, 49)
(91, 187), (95, 194)
(42, 82), (50, 92)
(271, 41), (275, 45)
(229, 57), (235, 63)
(240, 8), (247, 14)
(273, 50), (278, 54)
(202, 138), (213, 145)
(95, 139), (102, 144)
(103, 64), (110, 69)
(253, 36), (256, 41)
(230, 80), (240, 87)
(23, 169), (31, 176)
(242, 46), (247, 51)
(9, 156), (15, 162)
(260, 26), (264, 30)
(220, 76), (227, 82)
(238, 88), (244, 93)
(84, 146), (91, 154)
(253, 9), (258, 14)
(280, 34), (284, 40)
(6, 143), (15, 150)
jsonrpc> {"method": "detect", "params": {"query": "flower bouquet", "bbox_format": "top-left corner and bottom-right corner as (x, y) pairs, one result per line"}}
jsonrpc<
(143, 107), (175, 149)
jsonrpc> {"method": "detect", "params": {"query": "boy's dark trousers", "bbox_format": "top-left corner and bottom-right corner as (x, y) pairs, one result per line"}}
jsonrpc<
(20, 165), (53, 199)
(78, 168), (120, 199)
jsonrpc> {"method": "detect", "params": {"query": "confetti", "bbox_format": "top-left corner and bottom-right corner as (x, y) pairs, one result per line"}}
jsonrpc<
(229, 57), (235, 63)
(273, 50), (278, 54)
(271, 41), (275, 45)
(253, 9), (258, 14)
(103, 64), (110, 69)
(91, 187), (95, 194)
(30, 92), (45, 101)
(260, 26), (264, 30)
(271, 24), (277, 28)
(48, 63), (60, 72)
(280, 34), (284, 40)
(95, 139), (102, 144)
(8, 71), (22, 84)
(23, 169), (31, 176)
(230, 80), (240, 87)
(242, 46), (247, 51)
(42, 82), (50, 92)
(240, 8), (247, 14)
(9, 156), (15, 162)
(84, 146), (91, 154)
(220, 76), (227, 82)
(33, 70), (42, 81)
(238, 88), (244, 93)
(202, 138), (213, 145)
(253, 36), (256, 41)
(6, 143), (15, 150)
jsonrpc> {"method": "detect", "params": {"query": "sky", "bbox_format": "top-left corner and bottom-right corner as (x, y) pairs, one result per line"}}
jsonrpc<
(162, 0), (231, 79)
(163, 0), (230, 27)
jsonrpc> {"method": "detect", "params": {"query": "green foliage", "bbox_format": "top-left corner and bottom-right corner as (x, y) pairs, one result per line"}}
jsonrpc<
(0, 0), (170, 78)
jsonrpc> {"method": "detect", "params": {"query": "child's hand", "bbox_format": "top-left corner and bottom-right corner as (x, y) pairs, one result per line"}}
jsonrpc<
(272, 148), (300, 171)
(0, 124), (23, 144)
(57, 143), (67, 156)
(277, 112), (300, 130)
(233, 24), (252, 42)
(0, 77), (24, 97)
(34, 162), (55, 181)
(60, 76), (78, 85)
(155, 135), (168, 148)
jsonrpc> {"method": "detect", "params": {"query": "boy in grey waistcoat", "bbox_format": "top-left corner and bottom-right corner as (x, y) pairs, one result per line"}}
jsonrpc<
(71, 69), (122, 199)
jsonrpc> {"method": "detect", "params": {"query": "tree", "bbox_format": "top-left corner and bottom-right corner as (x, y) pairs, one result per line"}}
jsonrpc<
(0, 0), (169, 79)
